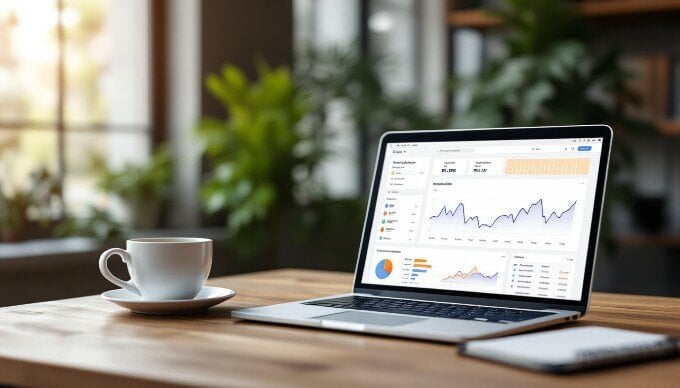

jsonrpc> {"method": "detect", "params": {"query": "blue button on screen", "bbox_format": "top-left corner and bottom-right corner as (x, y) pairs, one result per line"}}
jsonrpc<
(578, 145), (592, 151)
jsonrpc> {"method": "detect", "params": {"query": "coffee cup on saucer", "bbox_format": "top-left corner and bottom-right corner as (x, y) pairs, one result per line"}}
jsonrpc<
(99, 237), (213, 300)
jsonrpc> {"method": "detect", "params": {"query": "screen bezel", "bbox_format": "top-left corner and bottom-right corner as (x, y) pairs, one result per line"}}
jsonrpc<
(352, 125), (612, 314)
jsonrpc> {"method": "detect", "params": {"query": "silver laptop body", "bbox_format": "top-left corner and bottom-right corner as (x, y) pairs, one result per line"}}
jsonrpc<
(233, 125), (613, 342)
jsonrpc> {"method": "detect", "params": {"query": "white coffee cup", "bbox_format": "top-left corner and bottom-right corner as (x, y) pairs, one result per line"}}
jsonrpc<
(99, 237), (212, 300)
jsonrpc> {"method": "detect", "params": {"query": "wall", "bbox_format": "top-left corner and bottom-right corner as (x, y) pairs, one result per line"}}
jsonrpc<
(200, 0), (293, 118)
(166, 0), (294, 227)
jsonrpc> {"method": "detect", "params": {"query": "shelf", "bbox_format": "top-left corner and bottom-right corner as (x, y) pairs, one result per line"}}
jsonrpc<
(658, 120), (680, 136)
(447, 9), (497, 28)
(615, 233), (680, 249)
(579, 0), (680, 17)
(448, 0), (680, 28)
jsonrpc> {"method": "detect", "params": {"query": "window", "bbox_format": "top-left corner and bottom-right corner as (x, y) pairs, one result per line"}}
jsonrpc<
(0, 0), (150, 218)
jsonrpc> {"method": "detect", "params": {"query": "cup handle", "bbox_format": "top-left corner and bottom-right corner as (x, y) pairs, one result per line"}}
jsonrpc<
(99, 248), (141, 296)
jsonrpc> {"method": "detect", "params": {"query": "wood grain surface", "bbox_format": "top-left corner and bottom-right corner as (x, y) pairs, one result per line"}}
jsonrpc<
(0, 269), (678, 387)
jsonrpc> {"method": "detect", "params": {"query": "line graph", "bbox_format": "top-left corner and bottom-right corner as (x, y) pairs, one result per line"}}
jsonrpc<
(419, 178), (587, 250)
(442, 267), (498, 286)
(429, 199), (576, 232)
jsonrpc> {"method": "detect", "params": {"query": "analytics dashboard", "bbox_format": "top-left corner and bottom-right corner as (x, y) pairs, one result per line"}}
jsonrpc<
(362, 137), (604, 301)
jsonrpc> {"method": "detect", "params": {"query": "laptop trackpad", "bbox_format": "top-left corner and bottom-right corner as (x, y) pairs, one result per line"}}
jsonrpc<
(315, 311), (425, 327)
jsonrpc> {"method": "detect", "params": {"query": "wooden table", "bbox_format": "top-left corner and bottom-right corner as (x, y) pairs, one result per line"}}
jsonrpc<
(0, 269), (678, 387)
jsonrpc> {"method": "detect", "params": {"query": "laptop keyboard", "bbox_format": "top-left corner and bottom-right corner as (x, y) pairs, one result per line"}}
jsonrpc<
(304, 296), (555, 324)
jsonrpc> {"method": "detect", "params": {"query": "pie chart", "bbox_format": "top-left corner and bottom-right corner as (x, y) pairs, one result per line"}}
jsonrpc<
(375, 259), (393, 279)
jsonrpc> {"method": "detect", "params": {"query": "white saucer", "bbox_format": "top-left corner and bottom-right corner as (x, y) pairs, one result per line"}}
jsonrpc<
(101, 286), (235, 315)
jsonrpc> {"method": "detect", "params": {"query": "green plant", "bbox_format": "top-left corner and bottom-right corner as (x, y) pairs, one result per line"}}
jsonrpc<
(451, 0), (647, 130)
(0, 167), (64, 242)
(54, 205), (125, 241)
(27, 168), (65, 223)
(298, 45), (443, 190)
(0, 190), (32, 241)
(196, 63), (324, 258)
(197, 51), (441, 263)
(96, 146), (173, 229)
(450, 0), (655, 249)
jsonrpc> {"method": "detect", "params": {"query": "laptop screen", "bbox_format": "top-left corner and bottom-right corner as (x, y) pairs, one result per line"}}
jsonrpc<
(360, 136), (604, 301)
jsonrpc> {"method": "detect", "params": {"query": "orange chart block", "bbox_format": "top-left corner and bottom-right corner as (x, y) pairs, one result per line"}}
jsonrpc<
(384, 259), (393, 273)
(413, 258), (432, 268)
(505, 158), (590, 175)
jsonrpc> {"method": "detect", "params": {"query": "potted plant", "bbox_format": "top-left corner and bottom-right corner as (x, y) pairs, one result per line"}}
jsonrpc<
(96, 146), (173, 230)
(297, 45), (443, 191)
(197, 54), (444, 268)
(449, 0), (656, 249)
(54, 205), (125, 242)
(0, 167), (64, 242)
(0, 190), (32, 242)
(196, 62), (326, 262)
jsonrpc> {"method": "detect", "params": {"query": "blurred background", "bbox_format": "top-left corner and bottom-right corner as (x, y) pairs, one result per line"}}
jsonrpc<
(0, 0), (678, 306)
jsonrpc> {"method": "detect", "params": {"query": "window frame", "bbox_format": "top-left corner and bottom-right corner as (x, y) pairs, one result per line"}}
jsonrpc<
(0, 0), (164, 207)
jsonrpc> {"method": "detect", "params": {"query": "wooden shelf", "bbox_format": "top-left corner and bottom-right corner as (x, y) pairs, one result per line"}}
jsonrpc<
(579, 0), (680, 17)
(616, 233), (680, 249)
(658, 120), (680, 136)
(448, 0), (680, 28)
(447, 9), (497, 28)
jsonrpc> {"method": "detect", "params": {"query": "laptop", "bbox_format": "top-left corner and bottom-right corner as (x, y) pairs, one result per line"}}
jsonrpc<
(232, 125), (613, 342)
